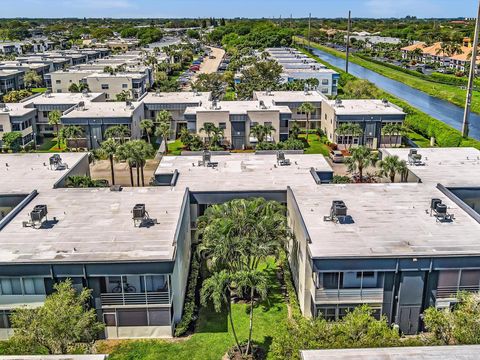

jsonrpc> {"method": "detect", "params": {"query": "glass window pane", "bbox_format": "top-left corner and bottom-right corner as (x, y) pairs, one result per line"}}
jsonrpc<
(23, 278), (35, 295)
(104, 313), (116, 326)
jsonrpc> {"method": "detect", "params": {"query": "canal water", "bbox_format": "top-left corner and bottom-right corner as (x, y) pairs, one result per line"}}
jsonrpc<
(311, 48), (480, 140)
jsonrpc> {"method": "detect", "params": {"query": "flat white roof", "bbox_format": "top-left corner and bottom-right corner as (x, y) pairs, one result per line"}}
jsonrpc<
(0, 187), (184, 263)
(325, 99), (405, 115)
(62, 101), (141, 118)
(142, 91), (211, 104)
(184, 101), (291, 115)
(0, 153), (88, 194)
(157, 153), (331, 192)
(254, 90), (327, 104)
(1, 103), (36, 117)
(300, 346), (480, 360)
(24, 92), (104, 106)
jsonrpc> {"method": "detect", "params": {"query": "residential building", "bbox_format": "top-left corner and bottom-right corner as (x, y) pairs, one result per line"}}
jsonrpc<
(321, 99), (406, 149)
(84, 72), (149, 100)
(254, 90), (327, 134)
(183, 100), (292, 149)
(0, 61), (50, 86)
(143, 91), (211, 138)
(61, 100), (145, 148)
(1, 147), (480, 339)
(0, 70), (24, 96)
(0, 103), (36, 148)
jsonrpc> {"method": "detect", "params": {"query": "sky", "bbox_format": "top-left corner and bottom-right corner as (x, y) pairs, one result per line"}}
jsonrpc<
(0, 0), (478, 19)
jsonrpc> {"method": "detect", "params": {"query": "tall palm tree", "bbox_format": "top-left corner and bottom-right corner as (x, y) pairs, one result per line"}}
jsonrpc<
(199, 122), (216, 144)
(100, 138), (118, 185)
(129, 140), (155, 186)
(381, 123), (394, 147)
(335, 123), (351, 149)
(210, 126), (224, 147)
(155, 114), (171, 155)
(115, 142), (136, 187)
(378, 155), (407, 183)
(48, 110), (62, 150)
(298, 102), (316, 140)
(263, 124), (276, 142)
(139, 119), (154, 144)
(345, 146), (377, 183)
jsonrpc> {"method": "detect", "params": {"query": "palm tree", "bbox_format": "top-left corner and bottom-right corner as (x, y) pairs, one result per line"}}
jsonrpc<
(199, 122), (216, 144)
(289, 121), (301, 140)
(381, 123), (394, 147)
(233, 270), (268, 356)
(116, 90), (132, 102)
(210, 126), (224, 147)
(298, 102), (316, 140)
(377, 155), (407, 183)
(139, 119), (154, 144)
(335, 123), (351, 149)
(104, 125), (131, 144)
(68, 83), (89, 93)
(249, 124), (266, 143)
(62, 125), (84, 150)
(100, 138), (118, 185)
(130, 140), (155, 186)
(48, 110), (62, 150)
(24, 70), (42, 89)
(345, 146), (377, 183)
(116, 142), (136, 187)
(155, 115), (171, 155)
(263, 124), (276, 142)
(201, 270), (241, 354)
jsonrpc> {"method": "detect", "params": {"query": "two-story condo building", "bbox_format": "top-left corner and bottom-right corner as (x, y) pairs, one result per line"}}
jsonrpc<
(0, 103), (36, 148)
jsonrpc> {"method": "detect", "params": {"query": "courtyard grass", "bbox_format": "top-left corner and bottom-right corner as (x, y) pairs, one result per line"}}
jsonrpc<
(98, 260), (287, 360)
(167, 139), (184, 155)
(299, 133), (330, 155)
(294, 37), (480, 114)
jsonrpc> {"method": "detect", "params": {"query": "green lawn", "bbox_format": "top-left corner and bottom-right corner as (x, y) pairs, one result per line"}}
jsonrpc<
(167, 139), (184, 155)
(31, 88), (47, 94)
(405, 131), (432, 148)
(294, 37), (480, 114)
(299, 134), (331, 155)
(102, 260), (287, 360)
(36, 137), (66, 152)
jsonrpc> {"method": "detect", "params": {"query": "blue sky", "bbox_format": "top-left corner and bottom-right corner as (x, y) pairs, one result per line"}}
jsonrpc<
(0, 0), (477, 19)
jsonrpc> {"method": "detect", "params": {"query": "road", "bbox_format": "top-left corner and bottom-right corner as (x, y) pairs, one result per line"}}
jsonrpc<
(310, 48), (480, 140)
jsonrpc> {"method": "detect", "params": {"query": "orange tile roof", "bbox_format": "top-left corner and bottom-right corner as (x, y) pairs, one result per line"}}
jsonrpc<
(401, 42), (426, 51)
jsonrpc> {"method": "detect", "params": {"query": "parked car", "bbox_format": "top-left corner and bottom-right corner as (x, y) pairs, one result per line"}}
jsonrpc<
(329, 150), (344, 163)
(209, 55), (216, 59)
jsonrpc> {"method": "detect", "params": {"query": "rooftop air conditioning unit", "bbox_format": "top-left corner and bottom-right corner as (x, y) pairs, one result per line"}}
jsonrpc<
(382, 98), (390, 107)
(132, 204), (146, 220)
(30, 204), (48, 223)
(335, 99), (343, 107)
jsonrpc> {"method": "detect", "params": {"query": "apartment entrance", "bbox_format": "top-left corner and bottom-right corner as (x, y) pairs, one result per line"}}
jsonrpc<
(396, 271), (425, 335)
(231, 121), (246, 150)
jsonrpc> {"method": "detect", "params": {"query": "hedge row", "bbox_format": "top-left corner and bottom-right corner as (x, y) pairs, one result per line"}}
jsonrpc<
(280, 253), (302, 320)
(174, 250), (201, 337)
(355, 54), (480, 88)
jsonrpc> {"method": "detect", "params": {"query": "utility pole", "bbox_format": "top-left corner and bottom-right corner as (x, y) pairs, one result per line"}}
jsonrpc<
(346, 10), (352, 74)
(308, 13), (312, 51)
(462, 0), (480, 138)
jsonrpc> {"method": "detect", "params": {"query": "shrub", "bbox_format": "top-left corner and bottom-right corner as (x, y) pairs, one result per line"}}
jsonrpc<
(279, 138), (305, 150)
(174, 251), (201, 337)
(256, 141), (278, 150)
(332, 175), (352, 184)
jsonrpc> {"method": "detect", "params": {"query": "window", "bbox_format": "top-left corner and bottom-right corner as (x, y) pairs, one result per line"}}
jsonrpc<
(321, 273), (340, 289)
(23, 278), (45, 295)
(117, 309), (148, 327)
(0, 278), (22, 295)
(0, 125), (3, 132)
(322, 79), (329, 85)
(142, 275), (167, 292)
(101, 84), (109, 90)
(55, 80), (61, 84)
(56, 89), (62, 93)
(219, 122), (226, 130)
(103, 312), (116, 326)
(321, 88), (329, 94)
(356, 271), (374, 278)
(43, 111), (48, 118)
(148, 309), (170, 326)
(122, 84), (128, 89)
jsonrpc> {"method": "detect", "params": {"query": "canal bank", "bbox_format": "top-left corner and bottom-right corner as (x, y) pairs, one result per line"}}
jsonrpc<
(295, 46), (480, 149)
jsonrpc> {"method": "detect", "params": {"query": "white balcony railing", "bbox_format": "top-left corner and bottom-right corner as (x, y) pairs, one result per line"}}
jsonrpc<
(315, 288), (384, 304)
(436, 286), (480, 299)
(100, 292), (170, 307)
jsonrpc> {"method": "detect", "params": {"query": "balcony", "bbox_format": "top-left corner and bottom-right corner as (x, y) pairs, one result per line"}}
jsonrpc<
(100, 292), (170, 307)
(436, 286), (480, 299)
(315, 288), (384, 305)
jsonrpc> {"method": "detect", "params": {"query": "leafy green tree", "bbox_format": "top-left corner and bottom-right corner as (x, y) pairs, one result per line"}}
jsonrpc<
(48, 110), (62, 150)
(377, 155), (407, 183)
(289, 122), (301, 140)
(62, 125), (84, 150)
(199, 122), (216, 144)
(345, 146), (377, 183)
(249, 124), (266, 143)
(104, 125), (130, 144)
(24, 70), (42, 89)
(298, 102), (316, 139)
(10, 279), (104, 354)
(343, 79), (381, 99)
(192, 73), (226, 100)
(115, 90), (132, 102)
(99, 138), (118, 185)
(3, 89), (32, 103)
(115, 141), (136, 186)
(139, 119), (154, 144)
(155, 110), (172, 154)
(2, 131), (22, 152)
(236, 60), (283, 100)
(68, 83), (89, 93)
